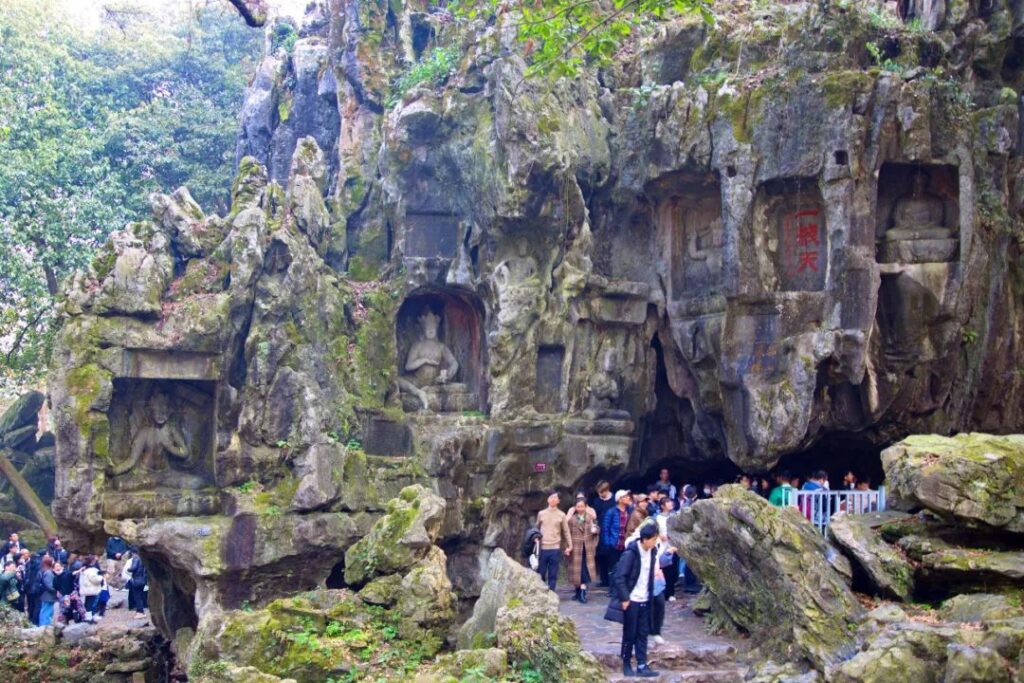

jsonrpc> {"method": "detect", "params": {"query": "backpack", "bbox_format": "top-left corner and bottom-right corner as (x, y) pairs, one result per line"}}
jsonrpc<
(26, 558), (43, 596)
(520, 526), (542, 559)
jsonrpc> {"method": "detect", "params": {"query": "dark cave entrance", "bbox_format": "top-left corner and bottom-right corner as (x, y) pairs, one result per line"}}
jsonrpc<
(325, 558), (347, 589)
(623, 337), (739, 496)
(770, 434), (886, 490)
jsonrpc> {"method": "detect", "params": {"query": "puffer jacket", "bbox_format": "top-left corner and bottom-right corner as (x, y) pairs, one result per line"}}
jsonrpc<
(79, 566), (104, 597)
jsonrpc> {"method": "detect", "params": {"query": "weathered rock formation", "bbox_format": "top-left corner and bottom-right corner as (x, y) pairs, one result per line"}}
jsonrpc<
(47, 0), (1024, 676)
(668, 485), (864, 670)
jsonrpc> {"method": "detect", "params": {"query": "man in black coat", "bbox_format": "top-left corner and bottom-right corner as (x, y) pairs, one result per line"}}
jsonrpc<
(611, 523), (660, 678)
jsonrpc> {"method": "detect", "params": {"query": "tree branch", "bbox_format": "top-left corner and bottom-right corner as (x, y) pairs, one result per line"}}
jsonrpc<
(0, 447), (57, 538)
(225, 0), (268, 27)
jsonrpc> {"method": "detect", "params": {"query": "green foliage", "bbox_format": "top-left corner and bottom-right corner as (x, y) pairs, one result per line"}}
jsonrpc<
(389, 46), (461, 106)
(961, 328), (979, 345)
(271, 22), (299, 55)
(0, 0), (260, 383)
(865, 41), (899, 72)
(451, 0), (714, 78)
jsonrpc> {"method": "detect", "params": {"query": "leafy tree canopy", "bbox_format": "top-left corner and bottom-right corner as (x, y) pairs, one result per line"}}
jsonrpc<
(451, 0), (714, 78)
(0, 0), (260, 391)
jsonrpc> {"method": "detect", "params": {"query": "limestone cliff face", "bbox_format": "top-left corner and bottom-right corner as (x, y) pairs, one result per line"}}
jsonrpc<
(50, 0), (1023, 641)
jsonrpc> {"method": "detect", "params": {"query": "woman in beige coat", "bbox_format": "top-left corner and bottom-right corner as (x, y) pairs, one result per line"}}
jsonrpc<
(566, 494), (599, 603)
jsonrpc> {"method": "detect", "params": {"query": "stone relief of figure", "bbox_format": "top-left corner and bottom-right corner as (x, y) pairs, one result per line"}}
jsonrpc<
(398, 309), (459, 411)
(110, 387), (206, 489)
(890, 170), (947, 232)
(587, 348), (621, 411)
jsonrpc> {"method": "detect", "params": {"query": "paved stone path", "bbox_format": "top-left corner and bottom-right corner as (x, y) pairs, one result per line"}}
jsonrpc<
(558, 586), (745, 682)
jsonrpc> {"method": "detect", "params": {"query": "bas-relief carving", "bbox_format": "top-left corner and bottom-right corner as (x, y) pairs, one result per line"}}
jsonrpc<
(398, 309), (460, 411)
(878, 168), (958, 264)
(660, 193), (724, 299)
(108, 380), (214, 491)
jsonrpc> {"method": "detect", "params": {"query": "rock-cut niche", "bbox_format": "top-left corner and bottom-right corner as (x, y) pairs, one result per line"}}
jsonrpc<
(396, 289), (486, 413)
(755, 177), (827, 292)
(651, 172), (724, 300)
(107, 377), (217, 492)
(876, 163), (959, 265)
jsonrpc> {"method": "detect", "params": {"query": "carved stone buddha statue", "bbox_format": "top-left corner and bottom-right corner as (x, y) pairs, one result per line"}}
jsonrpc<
(399, 309), (474, 412)
(110, 389), (207, 490)
(880, 170), (958, 264)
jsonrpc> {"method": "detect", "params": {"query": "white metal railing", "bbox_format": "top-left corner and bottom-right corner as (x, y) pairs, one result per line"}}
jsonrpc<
(783, 487), (887, 535)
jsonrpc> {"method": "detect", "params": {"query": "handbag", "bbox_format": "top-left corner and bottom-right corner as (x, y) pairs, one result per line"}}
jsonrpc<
(5, 589), (19, 603)
(98, 588), (110, 603)
(603, 596), (625, 624)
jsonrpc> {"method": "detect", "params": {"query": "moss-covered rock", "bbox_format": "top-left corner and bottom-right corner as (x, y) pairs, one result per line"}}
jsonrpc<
(190, 590), (446, 683)
(828, 512), (915, 601)
(881, 434), (1024, 533)
(668, 485), (864, 670)
(344, 484), (445, 585)
(940, 593), (1024, 623)
(457, 549), (603, 683)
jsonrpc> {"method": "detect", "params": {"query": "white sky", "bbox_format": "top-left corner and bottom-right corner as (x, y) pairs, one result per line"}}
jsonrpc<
(54, 0), (310, 30)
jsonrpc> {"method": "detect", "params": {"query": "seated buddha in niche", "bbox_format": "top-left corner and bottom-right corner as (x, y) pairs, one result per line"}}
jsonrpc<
(888, 170), (950, 238)
(398, 309), (460, 411)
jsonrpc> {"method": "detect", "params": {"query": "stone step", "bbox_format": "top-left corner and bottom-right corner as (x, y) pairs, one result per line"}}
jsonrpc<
(606, 667), (744, 683)
(591, 642), (738, 671)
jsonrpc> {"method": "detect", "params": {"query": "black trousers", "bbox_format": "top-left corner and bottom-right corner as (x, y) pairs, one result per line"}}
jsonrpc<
(651, 593), (666, 635)
(537, 549), (561, 591)
(621, 600), (651, 666)
(27, 594), (40, 625)
(596, 545), (611, 586)
(128, 584), (148, 612)
(605, 548), (623, 584)
(663, 555), (680, 600)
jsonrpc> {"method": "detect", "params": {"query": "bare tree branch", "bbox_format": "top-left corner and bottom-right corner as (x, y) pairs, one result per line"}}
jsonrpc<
(225, 0), (269, 27)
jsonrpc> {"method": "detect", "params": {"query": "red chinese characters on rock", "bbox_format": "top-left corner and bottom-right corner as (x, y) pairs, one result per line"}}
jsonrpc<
(779, 206), (826, 291)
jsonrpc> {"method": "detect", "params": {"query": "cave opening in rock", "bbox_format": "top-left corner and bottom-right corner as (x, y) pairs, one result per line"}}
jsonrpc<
(325, 558), (347, 589)
(770, 435), (885, 490)
(623, 337), (738, 496)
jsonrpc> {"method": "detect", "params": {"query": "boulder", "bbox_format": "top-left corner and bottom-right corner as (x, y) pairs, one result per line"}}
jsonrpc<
(940, 594), (1024, 623)
(457, 549), (604, 683)
(828, 512), (915, 601)
(943, 644), (1011, 683)
(0, 391), (43, 437)
(919, 548), (1024, 594)
(395, 546), (457, 637)
(881, 434), (1024, 533)
(344, 484), (446, 585)
(667, 485), (864, 669)
(414, 647), (508, 683)
(188, 589), (447, 683)
(357, 573), (402, 607)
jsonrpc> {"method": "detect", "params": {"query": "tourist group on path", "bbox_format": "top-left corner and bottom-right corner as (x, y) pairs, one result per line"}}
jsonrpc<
(525, 466), (878, 677)
(525, 469), (698, 678)
(1, 532), (149, 626)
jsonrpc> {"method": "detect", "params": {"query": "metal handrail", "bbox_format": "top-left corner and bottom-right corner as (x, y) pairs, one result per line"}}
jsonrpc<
(785, 487), (887, 534)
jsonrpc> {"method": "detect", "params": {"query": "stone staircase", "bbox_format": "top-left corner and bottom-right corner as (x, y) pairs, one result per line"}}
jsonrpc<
(557, 588), (745, 683)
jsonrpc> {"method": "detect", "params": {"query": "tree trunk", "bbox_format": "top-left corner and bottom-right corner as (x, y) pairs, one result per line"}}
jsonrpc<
(226, 0), (268, 26)
(0, 448), (56, 538)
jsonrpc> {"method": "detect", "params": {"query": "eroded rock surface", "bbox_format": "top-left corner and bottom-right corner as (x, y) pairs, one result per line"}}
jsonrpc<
(668, 485), (864, 669)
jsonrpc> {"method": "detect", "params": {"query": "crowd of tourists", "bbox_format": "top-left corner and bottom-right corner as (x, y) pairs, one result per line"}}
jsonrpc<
(0, 533), (148, 626)
(524, 466), (879, 677)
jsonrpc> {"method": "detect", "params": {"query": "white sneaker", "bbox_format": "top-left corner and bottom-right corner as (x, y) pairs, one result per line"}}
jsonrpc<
(668, 596), (677, 602)
(652, 635), (666, 646)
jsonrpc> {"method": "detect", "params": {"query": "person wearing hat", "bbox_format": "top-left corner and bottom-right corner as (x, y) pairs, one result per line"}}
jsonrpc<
(535, 491), (572, 591)
(625, 492), (650, 537)
(566, 493), (599, 603)
(600, 490), (632, 575)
